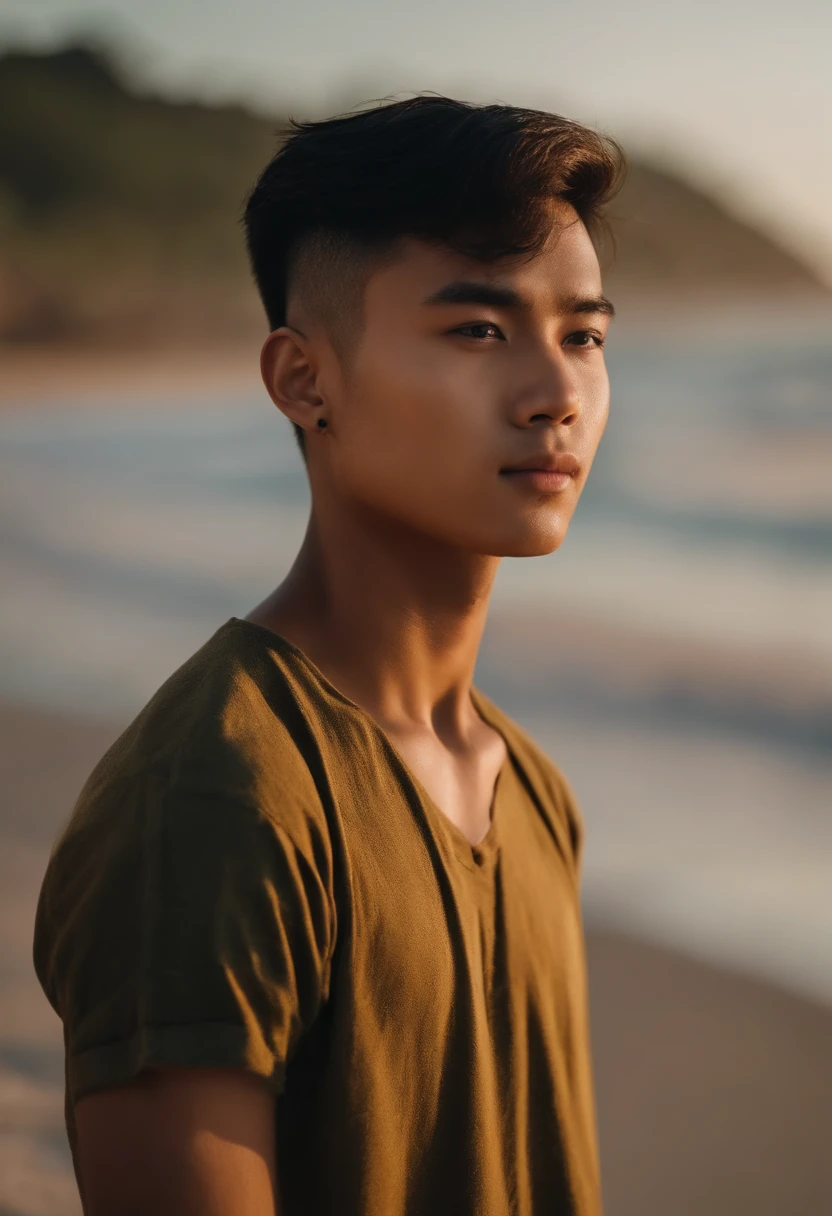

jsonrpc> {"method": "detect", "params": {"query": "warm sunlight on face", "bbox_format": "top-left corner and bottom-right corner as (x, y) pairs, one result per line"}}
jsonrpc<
(311, 204), (613, 557)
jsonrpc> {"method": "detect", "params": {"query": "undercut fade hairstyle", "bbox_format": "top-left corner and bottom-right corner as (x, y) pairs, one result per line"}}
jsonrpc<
(243, 94), (627, 460)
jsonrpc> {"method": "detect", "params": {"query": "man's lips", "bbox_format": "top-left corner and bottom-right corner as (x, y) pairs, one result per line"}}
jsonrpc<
(499, 451), (580, 493)
(501, 451), (580, 475)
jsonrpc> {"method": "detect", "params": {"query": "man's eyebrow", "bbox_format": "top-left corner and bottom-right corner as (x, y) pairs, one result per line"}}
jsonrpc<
(421, 281), (531, 310)
(562, 292), (616, 318)
(421, 280), (615, 318)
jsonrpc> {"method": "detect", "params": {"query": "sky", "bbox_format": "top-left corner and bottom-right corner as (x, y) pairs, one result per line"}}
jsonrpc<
(5, 0), (832, 283)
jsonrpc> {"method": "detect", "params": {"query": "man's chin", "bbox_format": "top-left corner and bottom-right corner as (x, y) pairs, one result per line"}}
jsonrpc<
(484, 527), (569, 559)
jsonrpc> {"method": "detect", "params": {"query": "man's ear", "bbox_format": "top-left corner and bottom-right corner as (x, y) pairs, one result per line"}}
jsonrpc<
(260, 326), (323, 433)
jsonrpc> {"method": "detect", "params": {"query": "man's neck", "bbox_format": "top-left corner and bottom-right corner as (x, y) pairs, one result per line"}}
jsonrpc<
(245, 509), (501, 749)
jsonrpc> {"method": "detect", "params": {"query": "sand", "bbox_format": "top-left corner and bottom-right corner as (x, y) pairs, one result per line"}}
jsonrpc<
(0, 345), (264, 409)
(1, 700), (830, 1216)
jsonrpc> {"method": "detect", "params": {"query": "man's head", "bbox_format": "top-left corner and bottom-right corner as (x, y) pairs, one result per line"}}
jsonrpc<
(243, 96), (625, 557)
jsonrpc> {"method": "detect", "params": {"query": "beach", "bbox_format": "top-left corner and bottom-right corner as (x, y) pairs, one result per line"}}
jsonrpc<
(2, 699), (830, 1216)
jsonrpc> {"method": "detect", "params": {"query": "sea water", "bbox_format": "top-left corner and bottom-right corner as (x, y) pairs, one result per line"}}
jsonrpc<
(1, 336), (830, 1005)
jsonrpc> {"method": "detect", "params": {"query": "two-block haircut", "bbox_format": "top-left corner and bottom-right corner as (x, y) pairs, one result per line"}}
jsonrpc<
(242, 94), (626, 459)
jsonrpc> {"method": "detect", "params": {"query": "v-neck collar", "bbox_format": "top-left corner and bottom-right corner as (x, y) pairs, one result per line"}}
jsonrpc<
(224, 616), (513, 872)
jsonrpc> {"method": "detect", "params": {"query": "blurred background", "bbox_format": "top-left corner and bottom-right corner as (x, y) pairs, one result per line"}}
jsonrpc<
(1, 2), (831, 1213)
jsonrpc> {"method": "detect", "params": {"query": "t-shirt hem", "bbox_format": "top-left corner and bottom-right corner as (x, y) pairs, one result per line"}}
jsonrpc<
(68, 1021), (285, 1105)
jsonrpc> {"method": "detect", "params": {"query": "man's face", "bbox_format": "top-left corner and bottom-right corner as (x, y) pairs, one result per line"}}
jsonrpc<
(312, 204), (613, 557)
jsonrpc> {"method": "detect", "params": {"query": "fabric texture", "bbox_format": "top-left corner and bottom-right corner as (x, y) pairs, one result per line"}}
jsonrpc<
(32, 616), (601, 1215)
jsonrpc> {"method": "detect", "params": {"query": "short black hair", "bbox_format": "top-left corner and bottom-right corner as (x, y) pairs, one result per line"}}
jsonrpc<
(243, 94), (625, 458)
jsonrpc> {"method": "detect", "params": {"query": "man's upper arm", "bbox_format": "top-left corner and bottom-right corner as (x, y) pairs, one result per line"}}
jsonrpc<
(75, 1066), (279, 1216)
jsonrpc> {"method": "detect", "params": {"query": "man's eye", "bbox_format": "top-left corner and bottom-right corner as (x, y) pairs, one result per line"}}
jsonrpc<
(565, 330), (605, 348)
(451, 322), (505, 341)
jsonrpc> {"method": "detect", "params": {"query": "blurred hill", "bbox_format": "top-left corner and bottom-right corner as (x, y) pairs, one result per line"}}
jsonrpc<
(1, 43), (829, 347)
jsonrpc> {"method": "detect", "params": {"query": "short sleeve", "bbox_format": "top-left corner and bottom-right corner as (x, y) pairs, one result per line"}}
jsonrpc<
(32, 769), (336, 1106)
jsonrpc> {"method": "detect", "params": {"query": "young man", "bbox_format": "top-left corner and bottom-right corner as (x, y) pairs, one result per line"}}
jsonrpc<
(33, 97), (623, 1215)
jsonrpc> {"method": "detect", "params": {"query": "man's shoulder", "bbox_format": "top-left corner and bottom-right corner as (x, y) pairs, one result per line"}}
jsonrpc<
(68, 618), (331, 842)
(33, 619), (341, 1071)
(472, 686), (585, 873)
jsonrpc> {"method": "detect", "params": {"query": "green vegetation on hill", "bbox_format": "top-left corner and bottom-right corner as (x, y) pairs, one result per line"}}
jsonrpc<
(1, 44), (827, 344)
(1, 45), (280, 342)
(605, 163), (826, 299)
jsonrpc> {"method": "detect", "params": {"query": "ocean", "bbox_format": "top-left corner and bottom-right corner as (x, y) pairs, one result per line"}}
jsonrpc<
(2, 335), (830, 1006)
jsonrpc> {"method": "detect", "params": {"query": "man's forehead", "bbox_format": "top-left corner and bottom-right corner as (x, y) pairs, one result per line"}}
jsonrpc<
(367, 219), (603, 304)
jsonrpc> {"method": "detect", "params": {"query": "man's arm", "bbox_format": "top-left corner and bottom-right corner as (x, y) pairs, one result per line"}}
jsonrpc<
(75, 1066), (279, 1216)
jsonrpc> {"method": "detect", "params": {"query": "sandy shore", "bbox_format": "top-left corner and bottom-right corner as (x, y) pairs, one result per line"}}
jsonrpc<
(1, 700), (830, 1216)
(0, 344), (264, 408)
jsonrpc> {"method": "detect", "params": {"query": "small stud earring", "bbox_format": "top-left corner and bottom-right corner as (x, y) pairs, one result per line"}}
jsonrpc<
(316, 417), (327, 429)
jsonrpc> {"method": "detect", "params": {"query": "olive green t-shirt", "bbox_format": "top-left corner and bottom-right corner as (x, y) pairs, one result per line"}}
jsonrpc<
(32, 616), (601, 1215)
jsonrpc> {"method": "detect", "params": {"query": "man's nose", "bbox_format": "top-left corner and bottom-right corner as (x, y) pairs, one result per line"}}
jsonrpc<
(510, 347), (581, 429)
